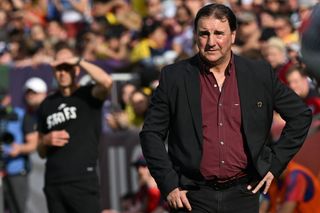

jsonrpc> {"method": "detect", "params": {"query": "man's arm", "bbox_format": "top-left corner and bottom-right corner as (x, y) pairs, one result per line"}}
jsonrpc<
(250, 63), (312, 194)
(9, 132), (38, 157)
(139, 67), (179, 197)
(139, 66), (192, 211)
(77, 59), (113, 100)
(37, 130), (70, 158)
(51, 57), (113, 100)
(270, 66), (312, 178)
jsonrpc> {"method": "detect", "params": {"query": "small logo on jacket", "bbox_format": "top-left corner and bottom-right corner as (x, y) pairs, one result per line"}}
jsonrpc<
(257, 101), (263, 108)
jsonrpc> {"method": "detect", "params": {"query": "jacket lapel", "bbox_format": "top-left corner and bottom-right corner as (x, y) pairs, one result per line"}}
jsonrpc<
(184, 55), (203, 145)
(234, 55), (252, 134)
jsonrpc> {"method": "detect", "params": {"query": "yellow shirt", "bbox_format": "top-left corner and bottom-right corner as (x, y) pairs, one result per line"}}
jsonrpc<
(130, 39), (158, 62)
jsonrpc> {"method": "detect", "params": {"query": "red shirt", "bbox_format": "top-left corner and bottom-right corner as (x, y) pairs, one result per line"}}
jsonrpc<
(199, 56), (248, 180)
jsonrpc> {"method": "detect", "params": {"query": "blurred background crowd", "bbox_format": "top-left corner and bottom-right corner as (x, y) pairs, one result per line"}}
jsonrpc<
(0, 0), (320, 213)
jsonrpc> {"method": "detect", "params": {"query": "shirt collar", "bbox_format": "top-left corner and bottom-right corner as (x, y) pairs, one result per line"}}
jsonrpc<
(198, 53), (234, 76)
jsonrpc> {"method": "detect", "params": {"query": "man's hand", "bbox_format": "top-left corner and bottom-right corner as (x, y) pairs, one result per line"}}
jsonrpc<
(51, 57), (80, 67)
(166, 188), (192, 211)
(43, 130), (70, 147)
(247, 171), (274, 194)
(9, 143), (22, 157)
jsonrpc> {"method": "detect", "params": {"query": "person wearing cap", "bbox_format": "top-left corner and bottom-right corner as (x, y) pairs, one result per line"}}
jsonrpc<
(140, 3), (312, 212)
(1, 77), (47, 213)
(37, 42), (112, 213)
(20, 77), (48, 157)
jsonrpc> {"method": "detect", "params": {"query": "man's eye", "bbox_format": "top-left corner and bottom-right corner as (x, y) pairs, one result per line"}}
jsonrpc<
(215, 32), (224, 36)
(199, 31), (210, 37)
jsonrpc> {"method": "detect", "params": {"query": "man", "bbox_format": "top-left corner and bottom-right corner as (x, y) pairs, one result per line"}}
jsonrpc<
(1, 77), (47, 213)
(22, 77), (48, 157)
(0, 88), (26, 213)
(140, 3), (312, 213)
(286, 65), (320, 115)
(259, 161), (320, 213)
(37, 42), (112, 213)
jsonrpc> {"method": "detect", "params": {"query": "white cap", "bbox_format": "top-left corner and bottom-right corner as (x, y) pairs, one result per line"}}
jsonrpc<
(24, 77), (47, 93)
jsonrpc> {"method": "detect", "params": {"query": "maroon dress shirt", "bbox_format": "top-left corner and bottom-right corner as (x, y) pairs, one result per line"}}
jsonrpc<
(199, 56), (248, 180)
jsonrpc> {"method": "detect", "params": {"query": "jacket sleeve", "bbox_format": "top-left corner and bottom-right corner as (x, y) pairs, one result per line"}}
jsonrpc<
(139, 66), (179, 198)
(270, 67), (312, 177)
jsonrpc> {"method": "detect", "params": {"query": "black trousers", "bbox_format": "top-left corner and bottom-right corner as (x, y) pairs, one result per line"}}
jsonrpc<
(171, 182), (259, 213)
(44, 179), (100, 213)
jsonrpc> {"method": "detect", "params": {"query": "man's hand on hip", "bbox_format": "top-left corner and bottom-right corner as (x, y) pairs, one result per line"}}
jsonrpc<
(247, 171), (274, 194)
(167, 187), (192, 211)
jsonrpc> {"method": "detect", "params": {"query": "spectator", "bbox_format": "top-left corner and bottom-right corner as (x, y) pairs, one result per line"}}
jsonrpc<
(47, 20), (68, 46)
(52, 0), (92, 40)
(128, 90), (150, 129)
(286, 65), (320, 115)
(93, 0), (141, 31)
(22, 77), (48, 152)
(0, 9), (8, 41)
(0, 87), (27, 213)
(130, 19), (176, 68)
(274, 15), (299, 45)
(172, 4), (194, 58)
(264, 0), (282, 14)
(145, 0), (164, 21)
(260, 161), (320, 213)
(102, 155), (166, 213)
(106, 88), (150, 131)
(0, 41), (12, 65)
(297, 0), (317, 33)
(95, 25), (130, 63)
(132, 155), (165, 213)
(37, 42), (112, 213)
(263, 37), (294, 83)
(263, 37), (288, 69)
(234, 12), (261, 54)
(258, 10), (277, 43)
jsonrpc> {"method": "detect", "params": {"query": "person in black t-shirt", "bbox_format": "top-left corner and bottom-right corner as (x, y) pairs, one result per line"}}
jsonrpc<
(37, 42), (112, 213)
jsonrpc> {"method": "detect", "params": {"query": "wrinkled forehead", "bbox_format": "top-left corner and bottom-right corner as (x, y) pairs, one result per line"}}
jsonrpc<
(196, 16), (231, 31)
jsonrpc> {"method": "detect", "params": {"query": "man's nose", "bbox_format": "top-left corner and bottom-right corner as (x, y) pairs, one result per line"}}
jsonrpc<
(207, 34), (216, 47)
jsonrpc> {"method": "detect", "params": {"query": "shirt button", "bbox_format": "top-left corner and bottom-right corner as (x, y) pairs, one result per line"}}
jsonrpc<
(220, 141), (224, 145)
(219, 122), (223, 126)
(214, 84), (217, 87)
(221, 160), (225, 164)
(219, 103), (222, 107)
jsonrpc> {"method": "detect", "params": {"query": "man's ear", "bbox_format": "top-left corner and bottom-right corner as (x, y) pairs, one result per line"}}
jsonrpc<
(231, 31), (236, 44)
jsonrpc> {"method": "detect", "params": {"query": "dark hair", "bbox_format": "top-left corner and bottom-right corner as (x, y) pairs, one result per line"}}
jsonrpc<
(54, 41), (75, 55)
(140, 18), (163, 38)
(194, 3), (237, 32)
(285, 65), (308, 79)
(176, 4), (193, 18)
(275, 15), (294, 32)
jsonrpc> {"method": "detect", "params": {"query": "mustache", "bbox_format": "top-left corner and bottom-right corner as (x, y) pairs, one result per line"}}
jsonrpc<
(204, 46), (219, 51)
